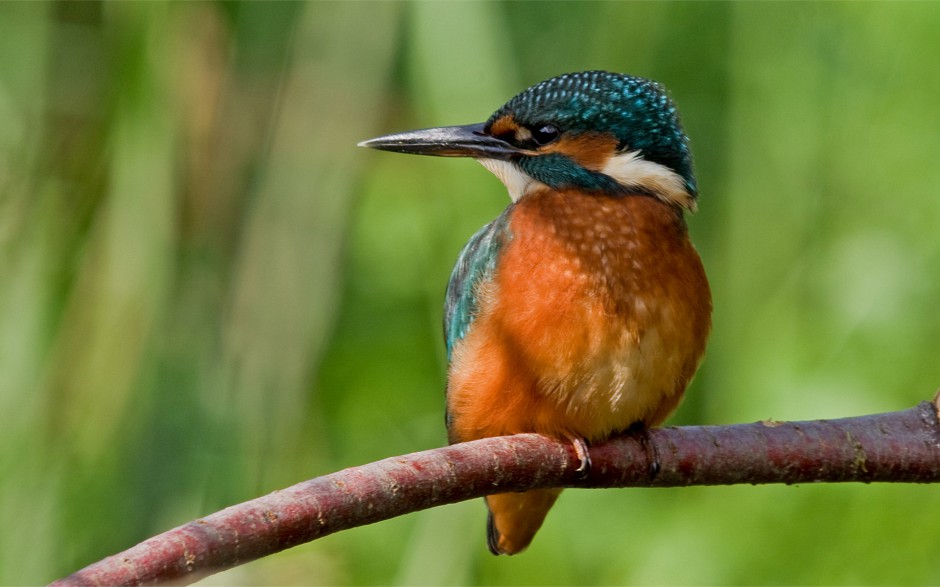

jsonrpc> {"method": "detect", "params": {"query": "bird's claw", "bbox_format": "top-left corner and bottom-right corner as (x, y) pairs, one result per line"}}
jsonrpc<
(634, 425), (661, 481)
(569, 436), (592, 478)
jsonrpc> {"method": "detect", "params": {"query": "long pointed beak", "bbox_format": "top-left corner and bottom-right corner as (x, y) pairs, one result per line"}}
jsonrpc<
(358, 123), (521, 160)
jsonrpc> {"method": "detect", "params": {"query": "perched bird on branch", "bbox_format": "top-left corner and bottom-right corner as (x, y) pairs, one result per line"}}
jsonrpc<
(360, 70), (711, 555)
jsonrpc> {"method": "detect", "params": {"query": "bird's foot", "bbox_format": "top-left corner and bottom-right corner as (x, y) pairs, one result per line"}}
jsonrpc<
(628, 423), (661, 480)
(565, 435), (592, 478)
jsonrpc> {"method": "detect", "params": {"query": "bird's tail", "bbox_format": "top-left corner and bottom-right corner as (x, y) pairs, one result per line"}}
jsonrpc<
(485, 488), (563, 555)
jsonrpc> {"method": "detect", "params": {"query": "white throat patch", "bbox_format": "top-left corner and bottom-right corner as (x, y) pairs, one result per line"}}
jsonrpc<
(477, 158), (545, 202)
(478, 151), (695, 210)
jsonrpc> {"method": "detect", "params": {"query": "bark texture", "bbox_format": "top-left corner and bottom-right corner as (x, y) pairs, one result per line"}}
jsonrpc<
(53, 400), (940, 586)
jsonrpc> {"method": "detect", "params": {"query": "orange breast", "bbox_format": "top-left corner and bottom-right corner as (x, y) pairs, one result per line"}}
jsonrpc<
(446, 189), (711, 444)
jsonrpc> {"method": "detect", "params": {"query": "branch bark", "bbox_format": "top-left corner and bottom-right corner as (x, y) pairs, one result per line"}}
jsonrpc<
(53, 399), (940, 586)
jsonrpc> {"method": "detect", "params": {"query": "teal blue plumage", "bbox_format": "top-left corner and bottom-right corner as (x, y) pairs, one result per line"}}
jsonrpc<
(442, 208), (512, 437)
(485, 70), (696, 197)
(443, 208), (513, 361)
(517, 153), (623, 194)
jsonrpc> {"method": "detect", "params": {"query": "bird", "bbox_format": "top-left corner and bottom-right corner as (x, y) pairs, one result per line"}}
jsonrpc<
(359, 70), (711, 555)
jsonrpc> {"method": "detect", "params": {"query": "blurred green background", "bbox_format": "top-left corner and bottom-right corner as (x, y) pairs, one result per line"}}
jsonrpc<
(2, 1), (939, 584)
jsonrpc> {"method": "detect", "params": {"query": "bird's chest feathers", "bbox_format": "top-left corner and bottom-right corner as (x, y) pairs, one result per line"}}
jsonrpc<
(482, 190), (699, 430)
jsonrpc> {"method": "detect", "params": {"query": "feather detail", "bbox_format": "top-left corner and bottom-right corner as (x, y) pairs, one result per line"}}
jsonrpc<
(446, 189), (710, 554)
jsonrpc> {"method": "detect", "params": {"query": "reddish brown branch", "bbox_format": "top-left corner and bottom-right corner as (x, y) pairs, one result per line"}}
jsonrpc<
(53, 400), (940, 586)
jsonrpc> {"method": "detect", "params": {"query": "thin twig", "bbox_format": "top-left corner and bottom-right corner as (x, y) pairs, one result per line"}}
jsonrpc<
(52, 398), (940, 586)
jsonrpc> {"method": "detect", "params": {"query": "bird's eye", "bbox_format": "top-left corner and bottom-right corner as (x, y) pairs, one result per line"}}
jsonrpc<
(530, 124), (559, 146)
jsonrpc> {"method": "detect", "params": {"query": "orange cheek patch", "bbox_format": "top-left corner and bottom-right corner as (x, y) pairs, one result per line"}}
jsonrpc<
(543, 132), (618, 171)
(488, 114), (519, 137)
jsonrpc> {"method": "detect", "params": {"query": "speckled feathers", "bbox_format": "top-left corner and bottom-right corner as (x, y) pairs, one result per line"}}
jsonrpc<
(445, 190), (710, 445)
(485, 71), (696, 197)
(359, 70), (712, 556)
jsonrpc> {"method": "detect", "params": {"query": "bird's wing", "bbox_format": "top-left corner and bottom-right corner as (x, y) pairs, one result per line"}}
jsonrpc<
(443, 208), (513, 362)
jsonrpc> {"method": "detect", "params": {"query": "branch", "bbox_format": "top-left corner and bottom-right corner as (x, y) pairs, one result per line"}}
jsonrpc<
(53, 399), (940, 586)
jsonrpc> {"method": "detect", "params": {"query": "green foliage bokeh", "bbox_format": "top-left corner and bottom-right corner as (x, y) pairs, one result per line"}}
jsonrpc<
(2, 1), (939, 584)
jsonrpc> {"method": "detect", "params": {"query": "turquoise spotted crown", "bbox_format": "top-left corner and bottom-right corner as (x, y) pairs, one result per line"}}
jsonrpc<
(486, 71), (696, 197)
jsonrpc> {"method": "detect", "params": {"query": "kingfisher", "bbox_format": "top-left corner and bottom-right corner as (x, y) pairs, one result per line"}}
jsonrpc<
(359, 71), (711, 555)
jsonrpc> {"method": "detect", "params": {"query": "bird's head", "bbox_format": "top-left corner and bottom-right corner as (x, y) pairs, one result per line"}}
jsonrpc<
(359, 70), (696, 210)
